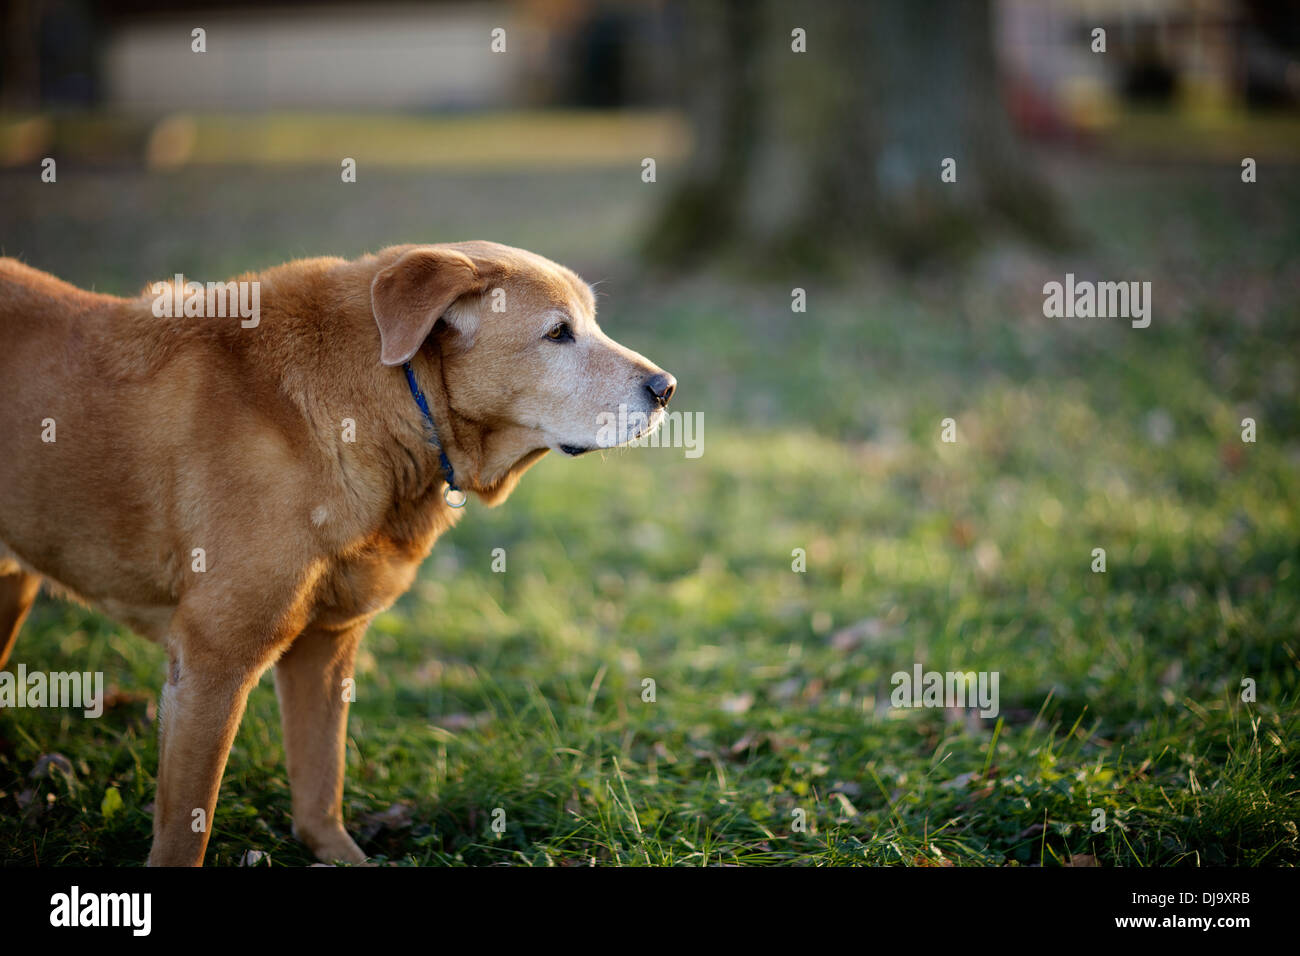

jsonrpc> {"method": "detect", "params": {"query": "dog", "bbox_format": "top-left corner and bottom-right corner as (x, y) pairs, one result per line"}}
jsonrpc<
(0, 242), (675, 865)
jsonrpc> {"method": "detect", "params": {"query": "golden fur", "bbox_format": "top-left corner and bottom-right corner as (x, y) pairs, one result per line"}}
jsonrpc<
(0, 242), (673, 865)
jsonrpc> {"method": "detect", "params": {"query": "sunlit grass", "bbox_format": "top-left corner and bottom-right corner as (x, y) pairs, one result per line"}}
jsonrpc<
(1, 161), (1296, 866)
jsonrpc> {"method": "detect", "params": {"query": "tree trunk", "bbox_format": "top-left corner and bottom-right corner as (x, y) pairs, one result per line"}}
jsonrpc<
(644, 0), (1068, 272)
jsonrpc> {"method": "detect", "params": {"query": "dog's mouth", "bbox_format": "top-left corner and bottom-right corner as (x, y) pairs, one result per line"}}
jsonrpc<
(632, 406), (666, 442)
(555, 405), (666, 458)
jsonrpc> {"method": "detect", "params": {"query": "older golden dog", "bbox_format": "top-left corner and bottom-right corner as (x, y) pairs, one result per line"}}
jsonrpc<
(0, 242), (675, 865)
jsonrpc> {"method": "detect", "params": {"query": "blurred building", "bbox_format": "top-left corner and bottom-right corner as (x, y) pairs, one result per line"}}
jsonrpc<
(1, 0), (1295, 123)
(997, 0), (1300, 137)
(0, 0), (673, 113)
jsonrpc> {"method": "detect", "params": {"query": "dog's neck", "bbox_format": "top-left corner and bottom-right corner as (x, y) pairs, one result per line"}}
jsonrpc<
(400, 358), (463, 500)
(401, 342), (548, 508)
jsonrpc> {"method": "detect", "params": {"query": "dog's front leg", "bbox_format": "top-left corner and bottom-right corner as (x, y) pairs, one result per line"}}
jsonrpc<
(148, 633), (265, 866)
(274, 621), (367, 864)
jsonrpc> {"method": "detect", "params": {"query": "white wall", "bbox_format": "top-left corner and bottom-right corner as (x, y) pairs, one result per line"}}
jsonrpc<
(104, 3), (527, 111)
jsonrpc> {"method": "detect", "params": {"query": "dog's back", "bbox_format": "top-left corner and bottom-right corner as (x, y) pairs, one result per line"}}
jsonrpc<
(0, 261), (195, 629)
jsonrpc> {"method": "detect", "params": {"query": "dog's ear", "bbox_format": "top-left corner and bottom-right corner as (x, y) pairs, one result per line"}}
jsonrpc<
(371, 247), (487, 366)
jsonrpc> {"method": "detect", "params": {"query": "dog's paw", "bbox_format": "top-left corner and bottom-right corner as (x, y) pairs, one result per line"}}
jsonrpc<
(295, 822), (368, 865)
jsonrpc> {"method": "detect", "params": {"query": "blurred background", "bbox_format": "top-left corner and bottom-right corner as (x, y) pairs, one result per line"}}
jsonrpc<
(4, 0), (1300, 271)
(1, 0), (1298, 866)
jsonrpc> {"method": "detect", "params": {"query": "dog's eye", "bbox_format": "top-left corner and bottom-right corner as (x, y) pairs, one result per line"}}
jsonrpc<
(545, 322), (574, 342)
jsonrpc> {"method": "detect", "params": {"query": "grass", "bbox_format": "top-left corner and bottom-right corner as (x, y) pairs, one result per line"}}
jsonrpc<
(0, 152), (1297, 866)
(0, 110), (691, 169)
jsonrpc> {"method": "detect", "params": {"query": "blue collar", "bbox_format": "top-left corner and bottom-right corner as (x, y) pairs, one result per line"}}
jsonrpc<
(402, 361), (467, 508)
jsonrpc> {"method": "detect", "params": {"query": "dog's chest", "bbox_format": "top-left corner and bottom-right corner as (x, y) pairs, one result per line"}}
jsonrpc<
(311, 528), (439, 629)
(306, 485), (459, 630)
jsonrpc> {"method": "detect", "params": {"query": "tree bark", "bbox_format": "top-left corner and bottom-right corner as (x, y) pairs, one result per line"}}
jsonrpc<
(644, 0), (1068, 272)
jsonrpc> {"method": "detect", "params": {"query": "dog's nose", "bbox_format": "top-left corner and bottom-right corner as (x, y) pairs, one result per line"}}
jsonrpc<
(645, 372), (676, 407)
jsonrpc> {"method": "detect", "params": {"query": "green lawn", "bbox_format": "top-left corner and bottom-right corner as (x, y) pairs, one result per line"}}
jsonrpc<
(1, 158), (1297, 866)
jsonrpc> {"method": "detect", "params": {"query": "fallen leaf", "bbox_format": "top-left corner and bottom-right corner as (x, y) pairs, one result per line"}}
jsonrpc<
(719, 692), (754, 715)
(940, 771), (979, 790)
(1015, 823), (1046, 841)
(30, 753), (74, 781)
(831, 792), (859, 818)
(357, 802), (414, 841)
(438, 712), (490, 731)
(729, 732), (758, 755)
(830, 618), (887, 651)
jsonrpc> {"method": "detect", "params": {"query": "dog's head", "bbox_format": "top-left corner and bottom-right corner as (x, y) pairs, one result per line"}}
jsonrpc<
(370, 242), (675, 497)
